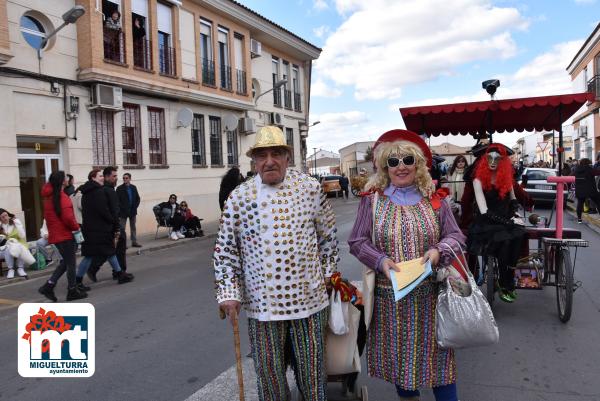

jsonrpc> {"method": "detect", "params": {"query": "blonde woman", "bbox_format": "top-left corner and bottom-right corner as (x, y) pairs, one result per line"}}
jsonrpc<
(348, 130), (465, 401)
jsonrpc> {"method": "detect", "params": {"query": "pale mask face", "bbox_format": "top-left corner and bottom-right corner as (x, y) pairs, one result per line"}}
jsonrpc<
(487, 151), (501, 170)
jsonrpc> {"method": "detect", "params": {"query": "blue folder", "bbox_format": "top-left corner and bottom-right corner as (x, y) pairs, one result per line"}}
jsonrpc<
(390, 260), (432, 302)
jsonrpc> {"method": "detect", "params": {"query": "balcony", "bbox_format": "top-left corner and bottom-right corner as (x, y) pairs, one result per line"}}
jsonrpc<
(133, 39), (152, 71)
(284, 89), (292, 109)
(587, 75), (600, 100)
(220, 64), (232, 91)
(103, 29), (125, 64)
(158, 44), (176, 76)
(293, 92), (301, 112)
(236, 69), (247, 95)
(202, 58), (215, 86)
(273, 87), (282, 107)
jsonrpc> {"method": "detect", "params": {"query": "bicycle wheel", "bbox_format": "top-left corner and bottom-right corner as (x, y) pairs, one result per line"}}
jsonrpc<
(485, 256), (496, 307)
(555, 247), (573, 323)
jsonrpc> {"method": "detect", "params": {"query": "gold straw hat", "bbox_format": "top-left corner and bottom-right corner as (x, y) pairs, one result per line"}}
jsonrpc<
(246, 126), (293, 157)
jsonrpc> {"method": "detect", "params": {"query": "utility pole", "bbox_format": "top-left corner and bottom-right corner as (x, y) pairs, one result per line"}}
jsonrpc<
(313, 147), (318, 176)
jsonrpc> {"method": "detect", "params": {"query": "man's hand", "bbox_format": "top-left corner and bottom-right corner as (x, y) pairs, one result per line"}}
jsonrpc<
(421, 248), (441, 266)
(219, 300), (241, 326)
(380, 258), (400, 281)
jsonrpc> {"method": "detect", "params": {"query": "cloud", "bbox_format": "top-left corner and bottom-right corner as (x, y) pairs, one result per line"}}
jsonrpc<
(315, 0), (528, 100)
(313, 25), (331, 38)
(311, 78), (343, 97)
(313, 0), (329, 10)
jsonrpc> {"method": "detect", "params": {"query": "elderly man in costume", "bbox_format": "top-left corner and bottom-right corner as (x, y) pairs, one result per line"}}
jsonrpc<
(214, 126), (339, 401)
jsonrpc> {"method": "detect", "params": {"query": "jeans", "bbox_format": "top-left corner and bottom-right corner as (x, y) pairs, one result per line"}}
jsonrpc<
(48, 239), (77, 289)
(76, 254), (121, 278)
(576, 194), (600, 219)
(396, 383), (457, 401)
(119, 215), (137, 243)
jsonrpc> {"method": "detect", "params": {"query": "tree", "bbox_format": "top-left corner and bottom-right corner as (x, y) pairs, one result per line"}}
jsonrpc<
(364, 146), (373, 162)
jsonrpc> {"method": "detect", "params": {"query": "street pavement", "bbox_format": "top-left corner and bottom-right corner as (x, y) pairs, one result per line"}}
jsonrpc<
(1, 197), (600, 401)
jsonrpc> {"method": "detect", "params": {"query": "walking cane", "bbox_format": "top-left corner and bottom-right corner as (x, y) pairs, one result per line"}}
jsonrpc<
(219, 308), (245, 401)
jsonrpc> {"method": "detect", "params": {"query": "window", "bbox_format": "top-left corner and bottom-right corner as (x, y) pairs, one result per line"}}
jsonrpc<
(234, 33), (246, 95)
(226, 129), (238, 165)
(526, 170), (554, 181)
(282, 60), (291, 108)
(148, 107), (167, 166)
(285, 127), (295, 165)
(122, 103), (143, 166)
(20, 15), (46, 49)
(132, 0), (151, 70)
(292, 66), (301, 112)
(90, 110), (116, 167)
(218, 27), (231, 90)
(200, 19), (215, 85)
(209, 116), (222, 166)
(191, 114), (206, 166)
(272, 57), (281, 106)
(157, 3), (175, 76)
(102, 0), (125, 63)
(583, 67), (588, 91)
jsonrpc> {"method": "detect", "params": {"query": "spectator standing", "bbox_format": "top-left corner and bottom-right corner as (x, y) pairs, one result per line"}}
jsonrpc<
(339, 173), (350, 199)
(218, 167), (243, 211)
(157, 194), (186, 241)
(0, 208), (31, 279)
(574, 158), (600, 223)
(215, 126), (339, 401)
(116, 173), (141, 247)
(38, 171), (86, 301)
(64, 174), (75, 196)
(70, 185), (84, 226)
(448, 155), (468, 203)
(105, 10), (121, 30)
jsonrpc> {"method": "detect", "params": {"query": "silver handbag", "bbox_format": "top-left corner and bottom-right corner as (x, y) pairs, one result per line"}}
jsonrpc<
(436, 243), (499, 349)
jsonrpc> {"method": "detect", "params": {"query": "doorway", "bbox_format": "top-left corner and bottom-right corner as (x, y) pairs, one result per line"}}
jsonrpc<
(17, 138), (61, 240)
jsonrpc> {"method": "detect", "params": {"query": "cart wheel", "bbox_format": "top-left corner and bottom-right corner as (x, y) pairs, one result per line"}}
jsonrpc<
(360, 385), (368, 401)
(484, 256), (496, 307)
(555, 248), (573, 323)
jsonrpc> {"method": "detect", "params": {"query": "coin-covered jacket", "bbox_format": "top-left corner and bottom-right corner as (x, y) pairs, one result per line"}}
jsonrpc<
(214, 169), (339, 321)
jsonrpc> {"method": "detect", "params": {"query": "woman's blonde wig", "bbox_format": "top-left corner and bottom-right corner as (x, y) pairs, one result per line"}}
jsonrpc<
(364, 140), (434, 197)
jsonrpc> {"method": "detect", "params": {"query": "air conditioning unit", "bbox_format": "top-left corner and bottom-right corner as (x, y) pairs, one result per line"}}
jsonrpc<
(270, 112), (283, 125)
(238, 117), (256, 134)
(91, 84), (123, 109)
(579, 126), (588, 138)
(250, 39), (262, 58)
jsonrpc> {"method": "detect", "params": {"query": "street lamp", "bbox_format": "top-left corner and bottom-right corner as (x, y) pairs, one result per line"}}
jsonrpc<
(39, 5), (85, 57)
(254, 79), (288, 105)
(308, 121), (320, 128)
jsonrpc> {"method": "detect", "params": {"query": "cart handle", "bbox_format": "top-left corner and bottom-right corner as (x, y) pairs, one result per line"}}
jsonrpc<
(546, 176), (575, 239)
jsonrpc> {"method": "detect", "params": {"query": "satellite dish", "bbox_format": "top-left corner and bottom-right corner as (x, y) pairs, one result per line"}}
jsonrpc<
(223, 113), (239, 131)
(177, 108), (194, 128)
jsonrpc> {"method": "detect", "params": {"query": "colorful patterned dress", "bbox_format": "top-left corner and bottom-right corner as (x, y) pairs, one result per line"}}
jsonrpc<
(368, 194), (456, 390)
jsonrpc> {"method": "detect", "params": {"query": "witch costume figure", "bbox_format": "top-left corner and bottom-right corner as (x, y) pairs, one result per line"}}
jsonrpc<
(466, 143), (525, 303)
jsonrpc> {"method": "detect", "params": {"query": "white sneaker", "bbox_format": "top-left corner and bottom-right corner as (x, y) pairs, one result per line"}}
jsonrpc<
(176, 231), (185, 239)
(170, 232), (179, 241)
(7, 269), (14, 279)
(16, 267), (27, 277)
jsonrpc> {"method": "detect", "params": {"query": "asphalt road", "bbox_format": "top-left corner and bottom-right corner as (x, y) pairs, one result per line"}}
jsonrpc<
(1, 197), (599, 401)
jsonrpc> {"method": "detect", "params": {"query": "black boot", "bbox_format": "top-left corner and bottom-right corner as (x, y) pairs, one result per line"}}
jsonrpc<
(86, 267), (98, 283)
(38, 282), (57, 302)
(76, 276), (91, 292)
(117, 271), (134, 284)
(66, 287), (88, 301)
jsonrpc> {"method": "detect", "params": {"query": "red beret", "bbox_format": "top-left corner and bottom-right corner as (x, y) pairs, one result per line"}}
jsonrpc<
(372, 129), (433, 169)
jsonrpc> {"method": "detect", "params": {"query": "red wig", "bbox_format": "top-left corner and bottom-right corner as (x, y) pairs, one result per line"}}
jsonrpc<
(473, 144), (513, 199)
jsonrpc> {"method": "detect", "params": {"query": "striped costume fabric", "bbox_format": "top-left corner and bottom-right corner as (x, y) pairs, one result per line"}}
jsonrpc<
(367, 195), (456, 390)
(248, 308), (329, 401)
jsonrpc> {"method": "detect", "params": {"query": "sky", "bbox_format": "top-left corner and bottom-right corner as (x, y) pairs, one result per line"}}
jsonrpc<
(240, 0), (600, 154)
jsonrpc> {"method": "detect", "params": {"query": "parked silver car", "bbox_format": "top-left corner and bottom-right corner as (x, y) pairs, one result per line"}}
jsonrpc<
(519, 168), (567, 205)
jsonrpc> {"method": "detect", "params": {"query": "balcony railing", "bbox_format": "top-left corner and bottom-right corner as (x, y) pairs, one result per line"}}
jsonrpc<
(273, 87), (282, 107)
(293, 92), (302, 112)
(220, 64), (232, 91)
(284, 89), (292, 109)
(202, 58), (215, 86)
(103, 29), (125, 64)
(158, 44), (176, 76)
(236, 69), (247, 95)
(587, 75), (600, 100)
(133, 39), (152, 70)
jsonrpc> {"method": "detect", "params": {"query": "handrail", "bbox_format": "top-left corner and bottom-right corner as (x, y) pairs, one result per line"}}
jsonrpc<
(546, 175), (575, 239)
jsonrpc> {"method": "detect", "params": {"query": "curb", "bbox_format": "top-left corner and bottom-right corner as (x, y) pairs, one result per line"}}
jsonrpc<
(0, 232), (217, 288)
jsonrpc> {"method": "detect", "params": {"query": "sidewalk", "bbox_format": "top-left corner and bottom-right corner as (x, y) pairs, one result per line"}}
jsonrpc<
(0, 220), (220, 288)
(566, 201), (600, 235)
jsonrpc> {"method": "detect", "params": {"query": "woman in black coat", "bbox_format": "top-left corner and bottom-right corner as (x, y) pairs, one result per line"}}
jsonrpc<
(574, 158), (600, 223)
(219, 167), (243, 211)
